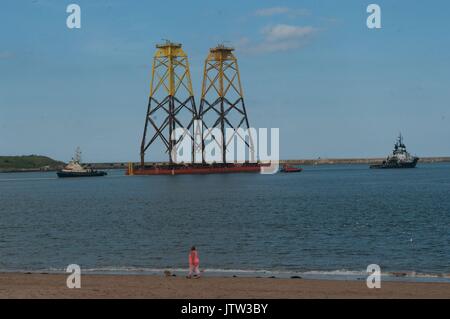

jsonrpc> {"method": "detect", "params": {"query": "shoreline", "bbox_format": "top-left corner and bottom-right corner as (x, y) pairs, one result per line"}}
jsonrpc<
(2, 157), (450, 173)
(1, 272), (449, 298)
(2, 268), (449, 284)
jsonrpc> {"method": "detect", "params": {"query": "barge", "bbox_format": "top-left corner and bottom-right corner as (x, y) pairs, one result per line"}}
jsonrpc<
(126, 162), (267, 176)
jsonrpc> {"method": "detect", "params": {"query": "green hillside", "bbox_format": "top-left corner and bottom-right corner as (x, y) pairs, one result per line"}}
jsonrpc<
(0, 155), (65, 171)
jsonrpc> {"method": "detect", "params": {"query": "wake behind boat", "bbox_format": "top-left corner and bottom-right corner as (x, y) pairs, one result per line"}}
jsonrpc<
(57, 147), (107, 178)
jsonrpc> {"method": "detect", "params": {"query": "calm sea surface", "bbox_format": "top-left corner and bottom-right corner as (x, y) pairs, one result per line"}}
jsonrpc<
(1, 163), (449, 281)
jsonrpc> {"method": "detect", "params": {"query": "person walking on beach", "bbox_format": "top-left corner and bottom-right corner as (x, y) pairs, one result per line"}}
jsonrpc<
(187, 246), (200, 279)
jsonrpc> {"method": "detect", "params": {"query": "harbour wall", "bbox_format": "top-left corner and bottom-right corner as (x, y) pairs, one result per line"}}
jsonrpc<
(86, 157), (450, 170)
(2, 157), (449, 172)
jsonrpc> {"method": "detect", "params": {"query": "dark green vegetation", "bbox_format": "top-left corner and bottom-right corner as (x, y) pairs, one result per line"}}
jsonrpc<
(0, 155), (64, 172)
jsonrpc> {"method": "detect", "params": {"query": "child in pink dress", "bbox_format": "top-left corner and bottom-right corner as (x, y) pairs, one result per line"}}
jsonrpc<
(187, 246), (200, 278)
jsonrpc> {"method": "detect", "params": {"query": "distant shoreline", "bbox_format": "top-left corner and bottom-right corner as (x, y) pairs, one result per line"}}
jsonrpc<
(282, 156), (450, 166)
(0, 155), (64, 173)
(1, 156), (450, 172)
(82, 156), (450, 169)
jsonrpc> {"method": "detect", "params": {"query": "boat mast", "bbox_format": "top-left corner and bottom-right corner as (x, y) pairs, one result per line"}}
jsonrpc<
(73, 147), (82, 163)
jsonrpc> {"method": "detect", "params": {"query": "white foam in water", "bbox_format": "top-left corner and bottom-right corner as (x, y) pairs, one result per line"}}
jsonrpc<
(5, 267), (447, 283)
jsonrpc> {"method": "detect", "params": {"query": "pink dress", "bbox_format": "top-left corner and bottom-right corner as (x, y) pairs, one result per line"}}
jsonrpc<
(189, 250), (199, 267)
(188, 250), (200, 276)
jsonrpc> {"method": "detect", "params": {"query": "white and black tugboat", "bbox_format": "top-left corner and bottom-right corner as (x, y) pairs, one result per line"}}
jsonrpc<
(370, 134), (419, 169)
(57, 147), (107, 177)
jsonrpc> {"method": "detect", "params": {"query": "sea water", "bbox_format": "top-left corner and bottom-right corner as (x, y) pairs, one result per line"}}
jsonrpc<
(0, 163), (449, 282)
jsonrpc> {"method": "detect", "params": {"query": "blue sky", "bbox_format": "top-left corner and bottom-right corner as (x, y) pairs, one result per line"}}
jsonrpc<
(1, 0), (449, 162)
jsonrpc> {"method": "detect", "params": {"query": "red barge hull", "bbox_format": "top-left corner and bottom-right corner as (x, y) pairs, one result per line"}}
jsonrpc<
(126, 163), (266, 176)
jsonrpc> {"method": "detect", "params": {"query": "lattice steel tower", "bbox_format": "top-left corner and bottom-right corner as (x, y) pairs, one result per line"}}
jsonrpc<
(140, 41), (198, 165)
(199, 45), (255, 163)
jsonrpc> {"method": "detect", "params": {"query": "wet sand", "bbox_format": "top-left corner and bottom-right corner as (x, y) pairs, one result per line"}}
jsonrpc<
(0, 273), (449, 298)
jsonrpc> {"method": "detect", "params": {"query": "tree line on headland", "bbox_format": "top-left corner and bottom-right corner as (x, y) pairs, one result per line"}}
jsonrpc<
(0, 155), (65, 172)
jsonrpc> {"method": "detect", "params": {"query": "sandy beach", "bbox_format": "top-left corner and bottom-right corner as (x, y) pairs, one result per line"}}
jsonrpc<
(0, 273), (449, 299)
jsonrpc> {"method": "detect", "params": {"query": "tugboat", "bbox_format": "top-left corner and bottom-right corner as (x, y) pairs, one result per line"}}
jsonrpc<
(370, 134), (419, 169)
(57, 147), (107, 178)
(280, 164), (303, 173)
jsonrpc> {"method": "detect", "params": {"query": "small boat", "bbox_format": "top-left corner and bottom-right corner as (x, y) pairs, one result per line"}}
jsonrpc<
(57, 147), (107, 178)
(280, 164), (303, 173)
(370, 134), (419, 169)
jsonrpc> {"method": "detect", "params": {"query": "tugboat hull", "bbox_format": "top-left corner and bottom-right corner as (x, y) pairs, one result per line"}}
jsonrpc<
(370, 158), (419, 169)
(280, 165), (303, 173)
(57, 171), (107, 178)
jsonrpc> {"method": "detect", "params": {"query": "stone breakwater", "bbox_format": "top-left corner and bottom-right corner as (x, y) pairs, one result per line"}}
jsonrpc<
(81, 157), (450, 170)
(282, 157), (450, 165)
